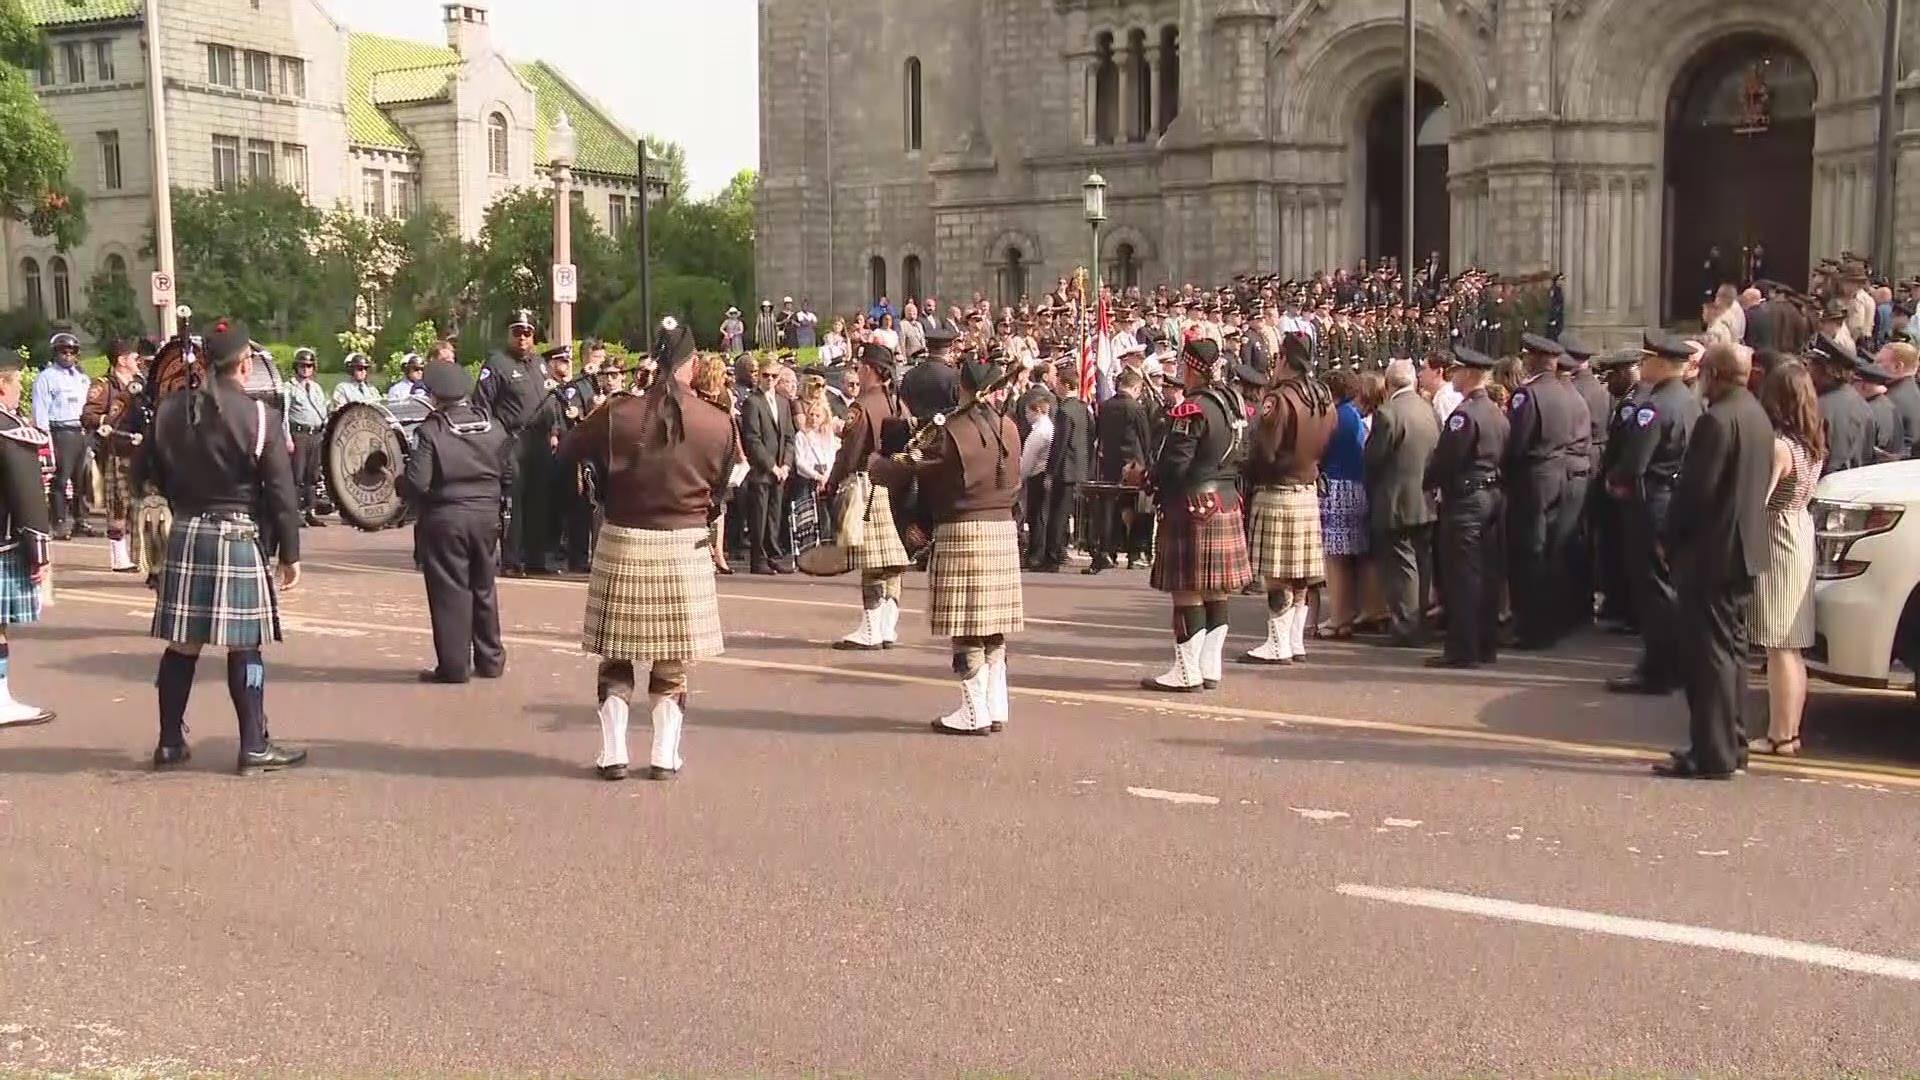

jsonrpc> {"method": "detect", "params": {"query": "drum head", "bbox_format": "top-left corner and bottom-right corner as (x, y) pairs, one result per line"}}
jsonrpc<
(323, 401), (408, 531)
(242, 350), (284, 404)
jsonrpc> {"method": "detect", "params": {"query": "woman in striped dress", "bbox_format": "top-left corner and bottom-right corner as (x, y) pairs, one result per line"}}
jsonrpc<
(1749, 360), (1826, 757)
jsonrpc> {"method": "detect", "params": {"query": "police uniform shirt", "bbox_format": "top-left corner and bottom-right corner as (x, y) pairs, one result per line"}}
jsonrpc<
(475, 350), (545, 434)
(1600, 383), (1648, 478)
(1570, 369), (1612, 469)
(1869, 390), (1901, 458)
(1503, 372), (1579, 491)
(1426, 388), (1508, 496)
(1818, 385), (1876, 474)
(1607, 377), (1701, 497)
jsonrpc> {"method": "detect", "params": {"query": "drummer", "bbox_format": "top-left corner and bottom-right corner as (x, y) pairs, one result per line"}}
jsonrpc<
(332, 353), (382, 408)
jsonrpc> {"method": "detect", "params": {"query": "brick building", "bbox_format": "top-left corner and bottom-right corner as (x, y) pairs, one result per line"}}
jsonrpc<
(757, 0), (1920, 342)
(8, 0), (655, 335)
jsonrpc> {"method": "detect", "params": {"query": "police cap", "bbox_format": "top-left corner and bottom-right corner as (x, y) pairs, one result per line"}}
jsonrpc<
(1520, 332), (1565, 356)
(925, 325), (960, 348)
(1451, 344), (1494, 370)
(1857, 357), (1896, 385)
(507, 308), (537, 332)
(422, 359), (472, 402)
(1807, 333), (1855, 368)
(1558, 334), (1595, 361)
(1641, 330), (1694, 361)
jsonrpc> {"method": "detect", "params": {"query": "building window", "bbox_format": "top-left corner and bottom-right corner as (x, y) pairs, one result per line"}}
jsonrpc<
(21, 259), (43, 318)
(278, 56), (305, 98)
(486, 112), (509, 176)
(246, 139), (274, 184)
(569, 189), (585, 217)
(904, 56), (923, 152)
(206, 43), (235, 87)
(92, 40), (114, 81)
(1158, 26), (1180, 134)
(60, 41), (85, 83)
(1093, 33), (1117, 146)
(243, 49), (271, 92)
(50, 257), (71, 320)
(868, 255), (888, 307)
(37, 62), (52, 87)
(211, 134), (240, 190)
(608, 194), (629, 236)
(97, 130), (122, 191)
(105, 253), (128, 284)
(997, 247), (1026, 307)
(903, 254), (923, 304)
(362, 168), (386, 217)
(392, 174), (419, 220)
(281, 143), (308, 194)
(1127, 29), (1151, 143)
(1112, 243), (1140, 289)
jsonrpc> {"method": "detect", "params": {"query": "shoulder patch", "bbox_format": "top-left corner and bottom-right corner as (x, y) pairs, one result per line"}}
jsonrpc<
(1168, 401), (1203, 419)
(1635, 406), (1657, 428)
(1509, 390), (1528, 411)
(477, 366), (491, 381)
(1447, 413), (1467, 432)
(1618, 403), (1635, 421)
(1260, 395), (1278, 418)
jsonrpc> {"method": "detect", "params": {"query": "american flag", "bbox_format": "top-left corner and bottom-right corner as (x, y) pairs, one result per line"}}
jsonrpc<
(1077, 292), (1109, 403)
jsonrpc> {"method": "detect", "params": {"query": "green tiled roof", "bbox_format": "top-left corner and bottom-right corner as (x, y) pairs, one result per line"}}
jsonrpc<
(368, 63), (459, 107)
(346, 32), (459, 150)
(20, 0), (138, 26)
(515, 61), (636, 178)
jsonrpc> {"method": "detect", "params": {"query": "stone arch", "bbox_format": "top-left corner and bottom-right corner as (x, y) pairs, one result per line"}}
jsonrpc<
(896, 241), (932, 305)
(983, 228), (1043, 268)
(1099, 223), (1154, 265)
(1274, 5), (1492, 142)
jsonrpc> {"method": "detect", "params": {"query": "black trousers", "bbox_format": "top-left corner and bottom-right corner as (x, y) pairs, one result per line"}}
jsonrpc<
(418, 509), (504, 678)
(742, 477), (788, 569)
(1594, 490), (1634, 625)
(1020, 476), (1049, 560)
(1439, 489), (1503, 662)
(1505, 474), (1564, 646)
(1623, 495), (1680, 686)
(48, 426), (88, 532)
(1552, 470), (1593, 633)
(1375, 522), (1434, 640)
(1677, 572), (1753, 773)
(1044, 478), (1080, 565)
(291, 429), (322, 512)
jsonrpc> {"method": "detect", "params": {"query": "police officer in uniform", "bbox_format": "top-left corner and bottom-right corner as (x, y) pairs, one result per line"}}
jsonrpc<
(1604, 331), (1702, 695)
(539, 345), (596, 573)
(1503, 333), (1582, 649)
(402, 361), (512, 684)
(473, 309), (546, 574)
(1594, 349), (1646, 630)
(1560, 336), (1611, 629)
(1425, 345), (1509, 669)
(1810, 334), (1875, 474)
(901, 326), (963, 423)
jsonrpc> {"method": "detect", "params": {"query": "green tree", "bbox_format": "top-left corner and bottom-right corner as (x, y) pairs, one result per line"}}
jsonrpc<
(0, 0), (85, 248)
(470, 187), (626, 346)
(155, 184), (328, 339)
(384, 207), (473, 335)
(643, 136), (690, 204)
(646, 168), (755, 318)
(78, 268), (144, 345)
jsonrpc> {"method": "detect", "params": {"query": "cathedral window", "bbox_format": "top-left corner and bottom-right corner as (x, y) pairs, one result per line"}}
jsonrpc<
(1093, 33), (1118, 146)
(997, 247), (1027, 308)
(869, 255), (888, 306)
(1158, 26), (1180, 134)
(904, 57), (923, 152)
(1127, 29), (1151, 143)
(903, 255), (923, 304)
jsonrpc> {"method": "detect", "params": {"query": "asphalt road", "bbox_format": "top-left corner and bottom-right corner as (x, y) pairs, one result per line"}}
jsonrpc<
(4, 526), (1920, 1079)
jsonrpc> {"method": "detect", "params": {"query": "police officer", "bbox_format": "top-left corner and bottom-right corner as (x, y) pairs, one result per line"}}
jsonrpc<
(536, 344), (595, 573)
(402, 361), (511, 683)
(1594, 348), (1646, 630)
(1605, 331), (1701, 695)
(1424, 345), (1509, 670)
(1554, 337), (1605, 633)
(900, 326), (962, 422)
(1810, 335), (1875, 474)
(1504, 333), (1582, 649)
(473, 309), (546, 574)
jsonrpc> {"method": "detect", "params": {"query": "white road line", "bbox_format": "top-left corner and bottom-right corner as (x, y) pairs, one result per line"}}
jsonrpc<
(1125, 787), (1220, 806)
(1336, 883), (1920, 982)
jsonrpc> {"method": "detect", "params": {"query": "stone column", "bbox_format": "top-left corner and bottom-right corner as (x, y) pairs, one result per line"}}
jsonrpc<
(1118, 48), (1136, 143)
(1149, 43), (1165, 135)
(1073, 52), (1097, 146)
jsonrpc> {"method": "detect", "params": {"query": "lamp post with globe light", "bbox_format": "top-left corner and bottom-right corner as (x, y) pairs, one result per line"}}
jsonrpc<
(1083, 171), (1108, 381)
(549, 111), (578, 352)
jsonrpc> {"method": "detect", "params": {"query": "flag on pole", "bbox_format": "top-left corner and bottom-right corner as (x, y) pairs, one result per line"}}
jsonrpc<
(1078, 292), (1107, 403)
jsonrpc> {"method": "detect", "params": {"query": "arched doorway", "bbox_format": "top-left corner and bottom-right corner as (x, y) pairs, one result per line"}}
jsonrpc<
(1663, 34), (1815, 322)
(1363, 80), (1450, 272)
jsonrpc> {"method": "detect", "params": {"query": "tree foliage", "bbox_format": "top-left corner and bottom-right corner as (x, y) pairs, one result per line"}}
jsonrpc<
(78, 269), (143, 345)
(156, 184), (336, 341)
(643, 135), (689, 204)
(0, 0), (84, 248)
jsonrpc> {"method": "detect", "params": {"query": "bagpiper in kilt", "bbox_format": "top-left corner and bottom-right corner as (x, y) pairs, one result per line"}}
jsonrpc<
(0, 361), (56, 730)
(1242, 333), (1337, 666)
(80, 340), (145, 572)
(825, 342), (914, 652)
(870, 360), (1023, 735)
(137, 319), (307, 774)
(557, 319), (734, 782)
(1140, 337), (1253, 693)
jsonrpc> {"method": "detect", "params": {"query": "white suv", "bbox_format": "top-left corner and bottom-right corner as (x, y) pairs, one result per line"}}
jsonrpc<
(1810, 461), (1920, 692)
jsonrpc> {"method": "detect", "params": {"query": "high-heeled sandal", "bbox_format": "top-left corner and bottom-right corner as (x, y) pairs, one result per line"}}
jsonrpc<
(1748, 735), (1802, 757)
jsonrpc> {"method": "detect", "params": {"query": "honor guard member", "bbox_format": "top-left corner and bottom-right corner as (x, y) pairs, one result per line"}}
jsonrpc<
(557, 319), (733, 781)
(140, 320), (305, 774)
(1241, 334), (1336, 665)
(1424, 345), (1509, 669)
(1809, 334), (1875, 474)
(82, 339), (147, 570)
(473, 309), (546, 574)
(0, 351), (55, 728)
(401, 360), (511, 684)
(1604, 331), (1702, 695)
(281, 347), (330, 527)
(870, 357), (1024, 735)
(1138, 338), (1253, 693)
(1502, 333), (1582, 649)
(901, 325), (963, 422)
(825, 342), (914, 651)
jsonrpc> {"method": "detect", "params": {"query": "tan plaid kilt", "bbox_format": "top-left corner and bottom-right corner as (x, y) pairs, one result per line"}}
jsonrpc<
(582, 523), (725, 662)
(927, 517), (1024, 638)
(100, 452), (134, 523)
(1150, 502), (1253, 595)
(1248, 484), (1325, 584)
(852, 483), (910, 572)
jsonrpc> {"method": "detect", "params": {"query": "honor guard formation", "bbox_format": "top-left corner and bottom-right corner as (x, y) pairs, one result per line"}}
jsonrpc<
(6, 250), (1919, 786)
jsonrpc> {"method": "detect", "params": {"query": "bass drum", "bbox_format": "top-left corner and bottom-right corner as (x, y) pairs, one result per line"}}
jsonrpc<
(322, 398), (432, 531)
(242, 348), (285, 404)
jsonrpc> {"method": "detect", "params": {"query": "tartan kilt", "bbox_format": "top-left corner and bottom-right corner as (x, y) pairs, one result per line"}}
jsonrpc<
(582, 523), (725, 662)
(1248, 485), (1326, 584)
(927, 518), (1024, 638)
(0, 542), (43, 625)
(150, 514), (281, 647)
(100, 452), (134, 523)
(1150, 503), (1253, 595)
(851, 483), (910, 572)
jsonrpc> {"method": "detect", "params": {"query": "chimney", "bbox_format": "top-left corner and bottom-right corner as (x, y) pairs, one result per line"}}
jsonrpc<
(443, 3), (489, 56)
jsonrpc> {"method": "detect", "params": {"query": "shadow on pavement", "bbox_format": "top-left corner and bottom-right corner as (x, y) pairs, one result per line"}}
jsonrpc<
(524, 700), (927, 738)
(1159, 730), (1638, 778)
(50, 651), (430, 686)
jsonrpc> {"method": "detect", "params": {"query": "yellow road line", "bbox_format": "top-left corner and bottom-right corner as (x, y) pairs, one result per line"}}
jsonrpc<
(52, 585), (1920, 790)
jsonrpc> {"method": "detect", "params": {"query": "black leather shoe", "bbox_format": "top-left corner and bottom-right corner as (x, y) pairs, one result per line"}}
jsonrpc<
(1651, 752), (1735, 781)
(1424, 655), (1479, 670)
(304, 514), (329, 528)
(418, 669), (469, 684)
(646, 765), (680, 780)
(473, 666), (505, 680)
(1606, 674), (1672, 695)
(597, 763), (628, 781)
(152, 743), (191, 769)
(237, 742), (308, 775)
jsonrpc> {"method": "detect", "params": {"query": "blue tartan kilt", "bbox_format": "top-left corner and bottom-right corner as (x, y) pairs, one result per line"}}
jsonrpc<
(0, 542), (43, 626)
(150, 514), (282, 647)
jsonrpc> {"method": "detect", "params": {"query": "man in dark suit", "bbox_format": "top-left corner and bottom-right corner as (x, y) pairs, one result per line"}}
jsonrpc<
(1090, 367), (1157, 572)
(1655, 343), (1773, 780)
(1364, 358), (1441, 645)
(1038, 359), (1095, 572)
(739, 355), (796, 574)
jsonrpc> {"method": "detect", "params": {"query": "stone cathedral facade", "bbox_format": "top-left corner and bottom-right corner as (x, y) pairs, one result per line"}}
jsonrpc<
(757, 0), (1920, 343)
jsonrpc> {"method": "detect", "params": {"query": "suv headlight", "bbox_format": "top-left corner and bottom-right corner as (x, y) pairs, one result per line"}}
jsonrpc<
(1813, 499), (1905, 579)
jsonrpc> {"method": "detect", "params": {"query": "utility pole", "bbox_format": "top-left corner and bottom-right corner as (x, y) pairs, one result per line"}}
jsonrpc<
(142, 0), (176, 332)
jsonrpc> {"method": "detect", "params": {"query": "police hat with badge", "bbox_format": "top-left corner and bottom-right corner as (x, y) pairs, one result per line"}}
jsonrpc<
(1555, 334), (1595, 370)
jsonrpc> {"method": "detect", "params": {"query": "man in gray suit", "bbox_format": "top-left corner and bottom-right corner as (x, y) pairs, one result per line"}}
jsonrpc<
(1364, 358), (1442, 645)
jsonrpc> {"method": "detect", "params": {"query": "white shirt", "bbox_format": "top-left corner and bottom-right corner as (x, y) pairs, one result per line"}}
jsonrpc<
(871, 328), (900, 352)
(794, 428), (839, 482)
(1020, 413), (1054, 480)
(1431, 382), (1463, 423)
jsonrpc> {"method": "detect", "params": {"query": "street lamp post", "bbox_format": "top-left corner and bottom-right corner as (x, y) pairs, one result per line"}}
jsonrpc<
(142, 0), (176, 333)
(549, 111), (577, 353)
(1083, 171), (1108, 378)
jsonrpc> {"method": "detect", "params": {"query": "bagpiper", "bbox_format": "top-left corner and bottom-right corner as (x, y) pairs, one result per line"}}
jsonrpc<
(825, 342), (913, 651)
(1241, 334), (1336, 665)
(81, 338), (146, 572)
(0, 350), (55, 729)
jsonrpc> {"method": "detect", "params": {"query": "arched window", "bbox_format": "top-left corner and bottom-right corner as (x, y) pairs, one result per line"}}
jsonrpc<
(903, 254), (923, 305)
(904, 57), (923, 152)
(1158, 26), (1180, 134)
(486, 111), (509, 176)
(50, 256), (70, 320)
(997, 247), (1026, 308)
(20, 258), (43, 318)
(1112, 243), (1139, 290)
(1127, 29), (1151, 143)
(1417, 103), (1454, 146)
(104, 253), (128, 284)
(1093, 33), (1118, 146)
(868, 255), (888, 306)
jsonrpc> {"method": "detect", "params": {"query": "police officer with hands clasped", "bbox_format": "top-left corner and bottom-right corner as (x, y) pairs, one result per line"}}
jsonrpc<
(1503, 333), (1584, 650)
(402, 360), (512, 684)
(1424, 344), (1509, 670)
(473, 308), (546, 574)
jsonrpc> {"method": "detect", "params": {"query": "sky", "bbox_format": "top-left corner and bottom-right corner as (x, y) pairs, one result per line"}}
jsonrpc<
(320, 0), (759, 197)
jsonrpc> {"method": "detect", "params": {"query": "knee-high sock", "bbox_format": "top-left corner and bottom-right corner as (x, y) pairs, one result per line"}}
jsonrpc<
(157, 647), (198, 747)
(1172, 605), (1206, 642)
(1203, 599), (1230, 631)
(227, 649), (267, 754)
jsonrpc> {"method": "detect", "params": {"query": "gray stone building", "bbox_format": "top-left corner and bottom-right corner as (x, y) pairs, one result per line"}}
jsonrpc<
(758, 0), (1920, 341)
